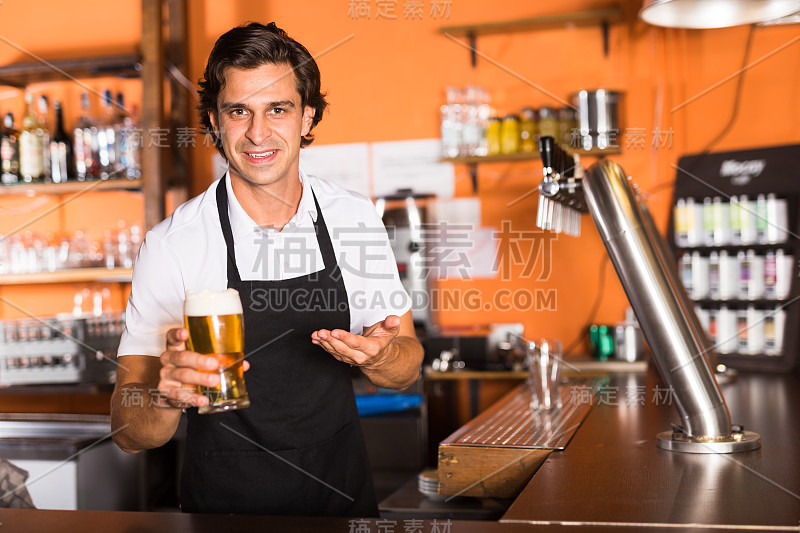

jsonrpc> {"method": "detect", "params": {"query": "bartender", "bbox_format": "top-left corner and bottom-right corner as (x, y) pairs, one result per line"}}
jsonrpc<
(110, 21), (423, 517)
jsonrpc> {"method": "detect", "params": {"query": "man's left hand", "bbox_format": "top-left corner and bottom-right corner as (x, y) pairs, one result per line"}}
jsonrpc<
(311, 315), (401, 369)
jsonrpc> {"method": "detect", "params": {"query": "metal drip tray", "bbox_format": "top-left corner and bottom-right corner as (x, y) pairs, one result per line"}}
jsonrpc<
(443, 378), (600, 450)
(437, 379), (603, 498)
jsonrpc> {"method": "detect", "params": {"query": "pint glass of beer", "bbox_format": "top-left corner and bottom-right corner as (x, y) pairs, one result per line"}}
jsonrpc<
(183, 289), (249, 414)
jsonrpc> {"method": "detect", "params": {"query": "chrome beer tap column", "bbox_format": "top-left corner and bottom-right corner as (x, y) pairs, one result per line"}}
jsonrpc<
(534, 138), (760, 453)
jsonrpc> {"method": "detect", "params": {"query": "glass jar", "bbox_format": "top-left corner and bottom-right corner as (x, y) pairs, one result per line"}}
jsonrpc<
(500, 114), (520, 155)
(538, 106), (558, 140)
(519, 107), (538, 153)
(486, 117), (502, 156)
(557, 107), (577, 149)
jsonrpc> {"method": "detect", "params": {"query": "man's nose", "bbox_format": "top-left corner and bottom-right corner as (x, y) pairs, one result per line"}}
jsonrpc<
(246, 114), (272, 146)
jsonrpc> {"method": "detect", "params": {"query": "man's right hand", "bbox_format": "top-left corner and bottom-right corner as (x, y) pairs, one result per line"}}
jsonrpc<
(157, 328), (221, 409)
(157, 328), (251, 409)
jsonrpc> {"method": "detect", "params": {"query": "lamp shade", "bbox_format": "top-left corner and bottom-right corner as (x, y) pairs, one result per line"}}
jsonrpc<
(639, 0), (800, 28)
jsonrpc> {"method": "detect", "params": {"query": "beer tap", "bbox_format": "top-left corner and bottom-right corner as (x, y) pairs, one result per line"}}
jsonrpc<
(536, 136), (587, 237)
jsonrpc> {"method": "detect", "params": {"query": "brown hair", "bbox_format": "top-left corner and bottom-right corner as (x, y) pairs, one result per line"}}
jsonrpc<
(197, 22), (328, 155)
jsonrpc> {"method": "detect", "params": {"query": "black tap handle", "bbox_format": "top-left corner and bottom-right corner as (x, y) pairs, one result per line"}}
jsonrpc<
(539, 136), (555, 169)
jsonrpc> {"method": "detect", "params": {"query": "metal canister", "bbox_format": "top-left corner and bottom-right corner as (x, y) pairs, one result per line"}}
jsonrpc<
(570, 89), (623, 151)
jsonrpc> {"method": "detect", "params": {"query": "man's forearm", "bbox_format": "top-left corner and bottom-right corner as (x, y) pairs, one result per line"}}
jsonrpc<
(361, 336), (423, 390)
(110, 383), (183, 453)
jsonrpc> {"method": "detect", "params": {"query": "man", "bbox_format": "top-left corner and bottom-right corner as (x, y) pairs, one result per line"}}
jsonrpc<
(110, 22), (423, 517)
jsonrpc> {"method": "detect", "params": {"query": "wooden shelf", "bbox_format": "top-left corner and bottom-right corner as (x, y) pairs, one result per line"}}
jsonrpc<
(441, 147), (620, 165)
(0, 54), (141, 88)
(438, 7), (624, 38)
(0, 178), (142, 196)
(0, 268), (133, 285)
(439, 7), (624, 66)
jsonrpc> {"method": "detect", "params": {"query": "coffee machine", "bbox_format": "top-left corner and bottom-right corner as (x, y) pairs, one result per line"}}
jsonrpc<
(375, 189), (435, 337)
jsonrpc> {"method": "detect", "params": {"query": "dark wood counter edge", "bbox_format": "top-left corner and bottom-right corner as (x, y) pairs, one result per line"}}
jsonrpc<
(0, 508), (773, 533)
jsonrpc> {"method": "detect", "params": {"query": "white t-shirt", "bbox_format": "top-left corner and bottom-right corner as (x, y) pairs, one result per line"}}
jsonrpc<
(118, 170), (411, 358)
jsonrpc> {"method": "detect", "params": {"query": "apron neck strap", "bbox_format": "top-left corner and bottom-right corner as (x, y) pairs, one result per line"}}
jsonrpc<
(216, 176), (330, 284)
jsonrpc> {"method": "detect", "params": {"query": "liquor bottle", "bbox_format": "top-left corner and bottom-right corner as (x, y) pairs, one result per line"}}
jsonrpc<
(19, 93), (47, 182)
(37, 95), (51, 182)
(1, 113), (21, 184)
(73, 92), (100, 180)
(117, 94), (141, 179)
(97, 89), (116, 178)
(49, 100), (75, 183)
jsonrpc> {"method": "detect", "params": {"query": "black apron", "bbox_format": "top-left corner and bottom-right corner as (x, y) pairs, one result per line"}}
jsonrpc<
(180, 179), (378, 517)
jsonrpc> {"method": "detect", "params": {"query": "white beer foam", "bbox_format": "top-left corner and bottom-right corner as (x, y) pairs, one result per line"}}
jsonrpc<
(184, 288), (243, 317)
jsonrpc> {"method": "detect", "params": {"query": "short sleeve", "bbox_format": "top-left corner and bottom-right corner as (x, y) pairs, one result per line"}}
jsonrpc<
(117, 231), (186, 357)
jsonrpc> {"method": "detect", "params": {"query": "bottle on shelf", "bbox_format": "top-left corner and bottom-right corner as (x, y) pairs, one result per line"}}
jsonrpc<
(49, 100), (76, 183)
(37, 95), (51, 182)
(500, 114), (520, 155)
(97, 89), (117, 179)
(115, 93), (142, 179)
(73, 92), (101, 180)
(1, 113), (21, 184)
(440, 87), (463, 159)
(519, 108), (537, 153)
(19, 93), (47, 183)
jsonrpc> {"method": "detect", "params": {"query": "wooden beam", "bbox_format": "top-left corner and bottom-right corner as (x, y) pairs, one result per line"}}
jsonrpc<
(141, 0), (165, 230)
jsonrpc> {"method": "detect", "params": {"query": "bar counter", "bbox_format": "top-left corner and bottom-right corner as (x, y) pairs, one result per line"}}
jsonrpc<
(0, 369), (797, 532)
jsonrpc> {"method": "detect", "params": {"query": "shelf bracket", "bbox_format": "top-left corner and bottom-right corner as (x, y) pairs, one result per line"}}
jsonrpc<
(468, 31), (477, 68)
(469, 163), (478, 193)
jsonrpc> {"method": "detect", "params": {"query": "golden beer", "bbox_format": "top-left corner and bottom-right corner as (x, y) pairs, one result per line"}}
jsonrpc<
(184, 289), (249, 414)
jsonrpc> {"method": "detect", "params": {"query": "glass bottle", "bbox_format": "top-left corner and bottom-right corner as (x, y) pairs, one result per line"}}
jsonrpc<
(475, 87), (491, 157)
(557, 107), (577, 149)
(37, 95), (51, 181)
(73, 92), (100, 180)
(19, 93), (47, 182)
(440, 87), (462, 159)
(49, 100), (76, 183)
(519, 108), (537, 153)
(486, 117), (502, 156)
(538, 106), (558, 140)
(97, 89), (116, 178)
(500, 114), (520, 155)
(117, 95), (142, 179)
(1, 113), (21, 184)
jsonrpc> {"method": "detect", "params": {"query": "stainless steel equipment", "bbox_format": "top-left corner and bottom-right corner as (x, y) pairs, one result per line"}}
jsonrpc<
(376, 190), (435, 335)
(535, 136), (759, 453)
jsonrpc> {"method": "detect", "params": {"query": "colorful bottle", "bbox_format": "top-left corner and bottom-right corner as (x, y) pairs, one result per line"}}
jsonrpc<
(1, 113), (21, 184)
(49, 100), (75, 183)
(19, 93), (47, 182)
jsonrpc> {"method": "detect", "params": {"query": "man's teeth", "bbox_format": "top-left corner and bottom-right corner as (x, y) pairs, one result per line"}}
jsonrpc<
(249, 151), (276, 159)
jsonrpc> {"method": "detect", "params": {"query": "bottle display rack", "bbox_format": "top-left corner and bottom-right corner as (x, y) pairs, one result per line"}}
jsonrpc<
(668, 144), (800, 372)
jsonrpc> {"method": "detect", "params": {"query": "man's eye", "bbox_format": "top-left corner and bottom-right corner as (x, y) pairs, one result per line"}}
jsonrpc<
(230, 109), (247, 117)
(271, 107), (285, 115)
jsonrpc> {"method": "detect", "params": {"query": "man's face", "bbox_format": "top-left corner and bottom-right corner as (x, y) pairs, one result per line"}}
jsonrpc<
(209, 63), (314, 188)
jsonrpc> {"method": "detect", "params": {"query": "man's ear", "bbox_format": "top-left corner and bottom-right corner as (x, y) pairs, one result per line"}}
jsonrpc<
(301, 106), (315, 137)
(209, 111), (219, 133)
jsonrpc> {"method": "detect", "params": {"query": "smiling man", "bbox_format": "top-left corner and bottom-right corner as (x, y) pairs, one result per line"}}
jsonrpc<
(110, 22), (423, 517)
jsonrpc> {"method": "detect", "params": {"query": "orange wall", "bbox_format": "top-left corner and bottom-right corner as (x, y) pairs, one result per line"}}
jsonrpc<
(2, 1), (800, 355)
